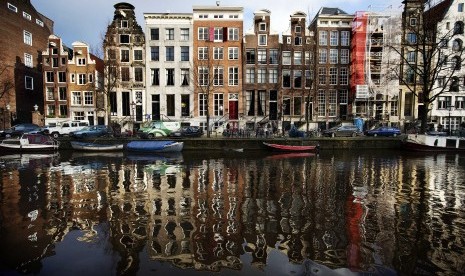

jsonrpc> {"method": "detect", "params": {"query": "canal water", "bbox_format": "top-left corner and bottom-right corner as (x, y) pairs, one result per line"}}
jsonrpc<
(0, 149), (464, 275)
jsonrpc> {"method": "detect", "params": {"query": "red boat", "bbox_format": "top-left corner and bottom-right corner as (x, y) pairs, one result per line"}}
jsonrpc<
(263, 142), (318, 152)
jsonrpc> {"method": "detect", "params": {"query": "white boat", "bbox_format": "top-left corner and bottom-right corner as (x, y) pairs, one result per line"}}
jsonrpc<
(70, 141), (124, 151)
(0, 133), (59, 152)
(404, 134), (465, 152)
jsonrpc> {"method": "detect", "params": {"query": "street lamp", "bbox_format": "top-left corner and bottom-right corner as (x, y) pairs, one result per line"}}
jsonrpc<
(130, 101), (136, 122)
(33, 104), (38, 111)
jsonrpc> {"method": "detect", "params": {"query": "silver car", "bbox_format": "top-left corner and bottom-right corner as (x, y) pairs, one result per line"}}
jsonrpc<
(322, 125), (362, 137)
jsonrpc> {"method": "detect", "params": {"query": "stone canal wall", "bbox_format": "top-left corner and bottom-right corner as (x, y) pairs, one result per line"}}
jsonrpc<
(57, 136), (405, 151)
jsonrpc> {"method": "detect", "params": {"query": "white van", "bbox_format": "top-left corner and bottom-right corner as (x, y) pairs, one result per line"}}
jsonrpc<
(41, 121), (89, 138)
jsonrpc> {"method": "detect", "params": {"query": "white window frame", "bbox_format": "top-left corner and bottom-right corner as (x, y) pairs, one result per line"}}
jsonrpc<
(24, 53), (33, 67)
(228, 28), (239, 41)
(36, 19), (44, 27)
(228, 67), (239, 86)
(259, 23), (266, 31)
(77, 58), (86, 66)
(213, 47), (224, 60)
(180, 28), (189, 41)
(228, 47), (239, 60)
(269, 68), (278, 84)
(84, 91), (94, 105)
(23, 30), (32, 46)
(257, 68), (266, 84)
(46, 71), (54, 83)
(330, 31), (338, 46)
(214, 27), (223, 42)
(282, 51), (291, 65)
(319, 31), (328, 46)
(72, 91), (82, 105)
(23, 12), (31, 20)
(341, 31), (350, 46)
(329, 49), (338, 64)
(258, 34), (267, 46)
(340, 49), (349, 64)
(198, 27), (208, 40)
(78, 73), (87, 85)
(198, 47), (208, 60)
(7, 3), (17, 12)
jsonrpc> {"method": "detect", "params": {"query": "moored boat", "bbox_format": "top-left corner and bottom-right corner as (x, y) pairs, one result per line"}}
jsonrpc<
(263, 142), (318, 152)
(403, 134), (465, 152)
(0, 133), (59, 152)
(70, 141), (124, 151)
(125, 140), (183, 153)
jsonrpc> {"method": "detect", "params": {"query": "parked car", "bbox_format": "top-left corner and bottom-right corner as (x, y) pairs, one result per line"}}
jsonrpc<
(137, 121), (181, 138)
(0, 123), (41, 138)
(169, 126), (204, 138)
(365, 127), (401, 137)
(322, 125), (362, 137)
(41, 120), (89, 138)
(69, 125), (113, 139)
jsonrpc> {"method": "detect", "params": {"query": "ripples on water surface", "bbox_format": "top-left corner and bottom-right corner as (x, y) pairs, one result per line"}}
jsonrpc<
(0, 150), (464, 275)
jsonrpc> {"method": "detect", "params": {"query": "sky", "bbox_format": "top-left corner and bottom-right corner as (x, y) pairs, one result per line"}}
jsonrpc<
(33, 0), (403, 51)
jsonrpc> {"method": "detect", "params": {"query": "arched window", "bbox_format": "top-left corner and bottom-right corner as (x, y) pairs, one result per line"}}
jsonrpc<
(450, 76), (459, 92)
(453, 56), (461, 70)
(452, 38), (463, 51)
(454, 21), (464, 35)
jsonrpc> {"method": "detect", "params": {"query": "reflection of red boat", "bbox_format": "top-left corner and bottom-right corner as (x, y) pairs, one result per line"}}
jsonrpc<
(265, 152), (315, 160)
(263, 142), (317, 152)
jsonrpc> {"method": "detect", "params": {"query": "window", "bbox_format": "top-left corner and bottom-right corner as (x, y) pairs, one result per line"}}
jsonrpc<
(319, 31), (327, 46)
(198, 47), (208, 60)
(294, 51), (302, 65)
(294, 70), (302, 88)
(74, 111), (85, 121)
(319, 49), (327, 63)
(318, 67), (326, 85)
(166, 69), (174, 86)
(23, 31), (32, 45)
(180, 28), (189, 41)
(213, 47), (223, 60)
(52, 58), (59, 67)
(437, 96), (452, 109)
(455, 21), (464, 35)
(135, 67), (143, 82)
(214, 27), (223, 41)
(23, 12), (31, 20)
(181, 69), (189, 86)
(120, 50), (129, 62)
(24, 53), (33, 67)
(78, 74), (87, 85)
(295, 25), (301, 33)
(25, 76), (33, 90)
(453, 39), (463, 51)
(410, 18), (417, 26)
(84, 91), (93, 105)
(59, 87), (67, 100)
(257, 68), (266, 84)
(214, 94), (224, 116)
(259, 23), (266, 31)
(305, 70), (312, 88)
(47, 105), (55, 116)
(229, 67), (238, 86)
(72, 92), (82, 105)
(459, 3), (464, 12)
(198, 27), (209, 40)
(269, 68), (278, 84)
(340, 49), (349, 64)
(282, 51), (291, 65)
(329, 49), (338, 64)
(166, 46), (174, 61)
(405, 68), (415, 83)
(46, 71), (54, 83)
(317, 90), (326, 116)
(214, 66), (224, 86)
(36, 19), (44, 27)
(294, 36), (302, 46)
(151, 28), (159, 40)
(456, 96), (465, 109)
(8, 3), (17, 12)
(330, 31), (338, 46)
(58, 72), (66, 83)
(181, 46), (189, 61)
(228, 47), (239, 60)
(199, 14), (208, 19)
(246, 49), (256, 64)
(329, 68), (338, 85)
(341, 31), (350, 46)
(339, 67), (348, 85)
(213, 14), (224, 18)
(258, 34), (267, 46)
(151, 68), (160, 85)
(246, 68), (255, 83)
(228, 28), (239, 41)
(120, 20), (128, 28)
(166, 28), (174, 40)
(166, 94), (175, 116)
(120, 34), (130, 44)
(269, 49), (278, 64)
(340, 90), (348, 104)
(258, 49), (267, 64)
(450, 76), (460, 91)
(198, 67), (209, 86)
(293, 96), (302, 116)
(151, 46), (159, 61)
(407, 33), (417, 44)
(46, 87), (54, 100)
(283, 70), (291, 88)
(305, 51), (311, 65)
(121, 67), (130, 81)
(59, 105), (67, 117)
(199, 94), (207, 116)
(134, 50), (143, 61)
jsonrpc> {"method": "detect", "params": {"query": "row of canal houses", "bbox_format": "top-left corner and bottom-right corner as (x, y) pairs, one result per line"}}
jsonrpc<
(2, 0), (465, 133)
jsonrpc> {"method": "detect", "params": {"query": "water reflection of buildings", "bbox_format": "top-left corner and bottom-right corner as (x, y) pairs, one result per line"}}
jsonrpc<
(0, 152), (464, 274)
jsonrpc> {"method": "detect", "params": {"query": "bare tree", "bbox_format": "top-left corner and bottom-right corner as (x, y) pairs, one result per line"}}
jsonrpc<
(101, 25), (120, 126)
(387, 1), (465, 133)
(0, 54), (14, 102)
(191, 51), (224, 138)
